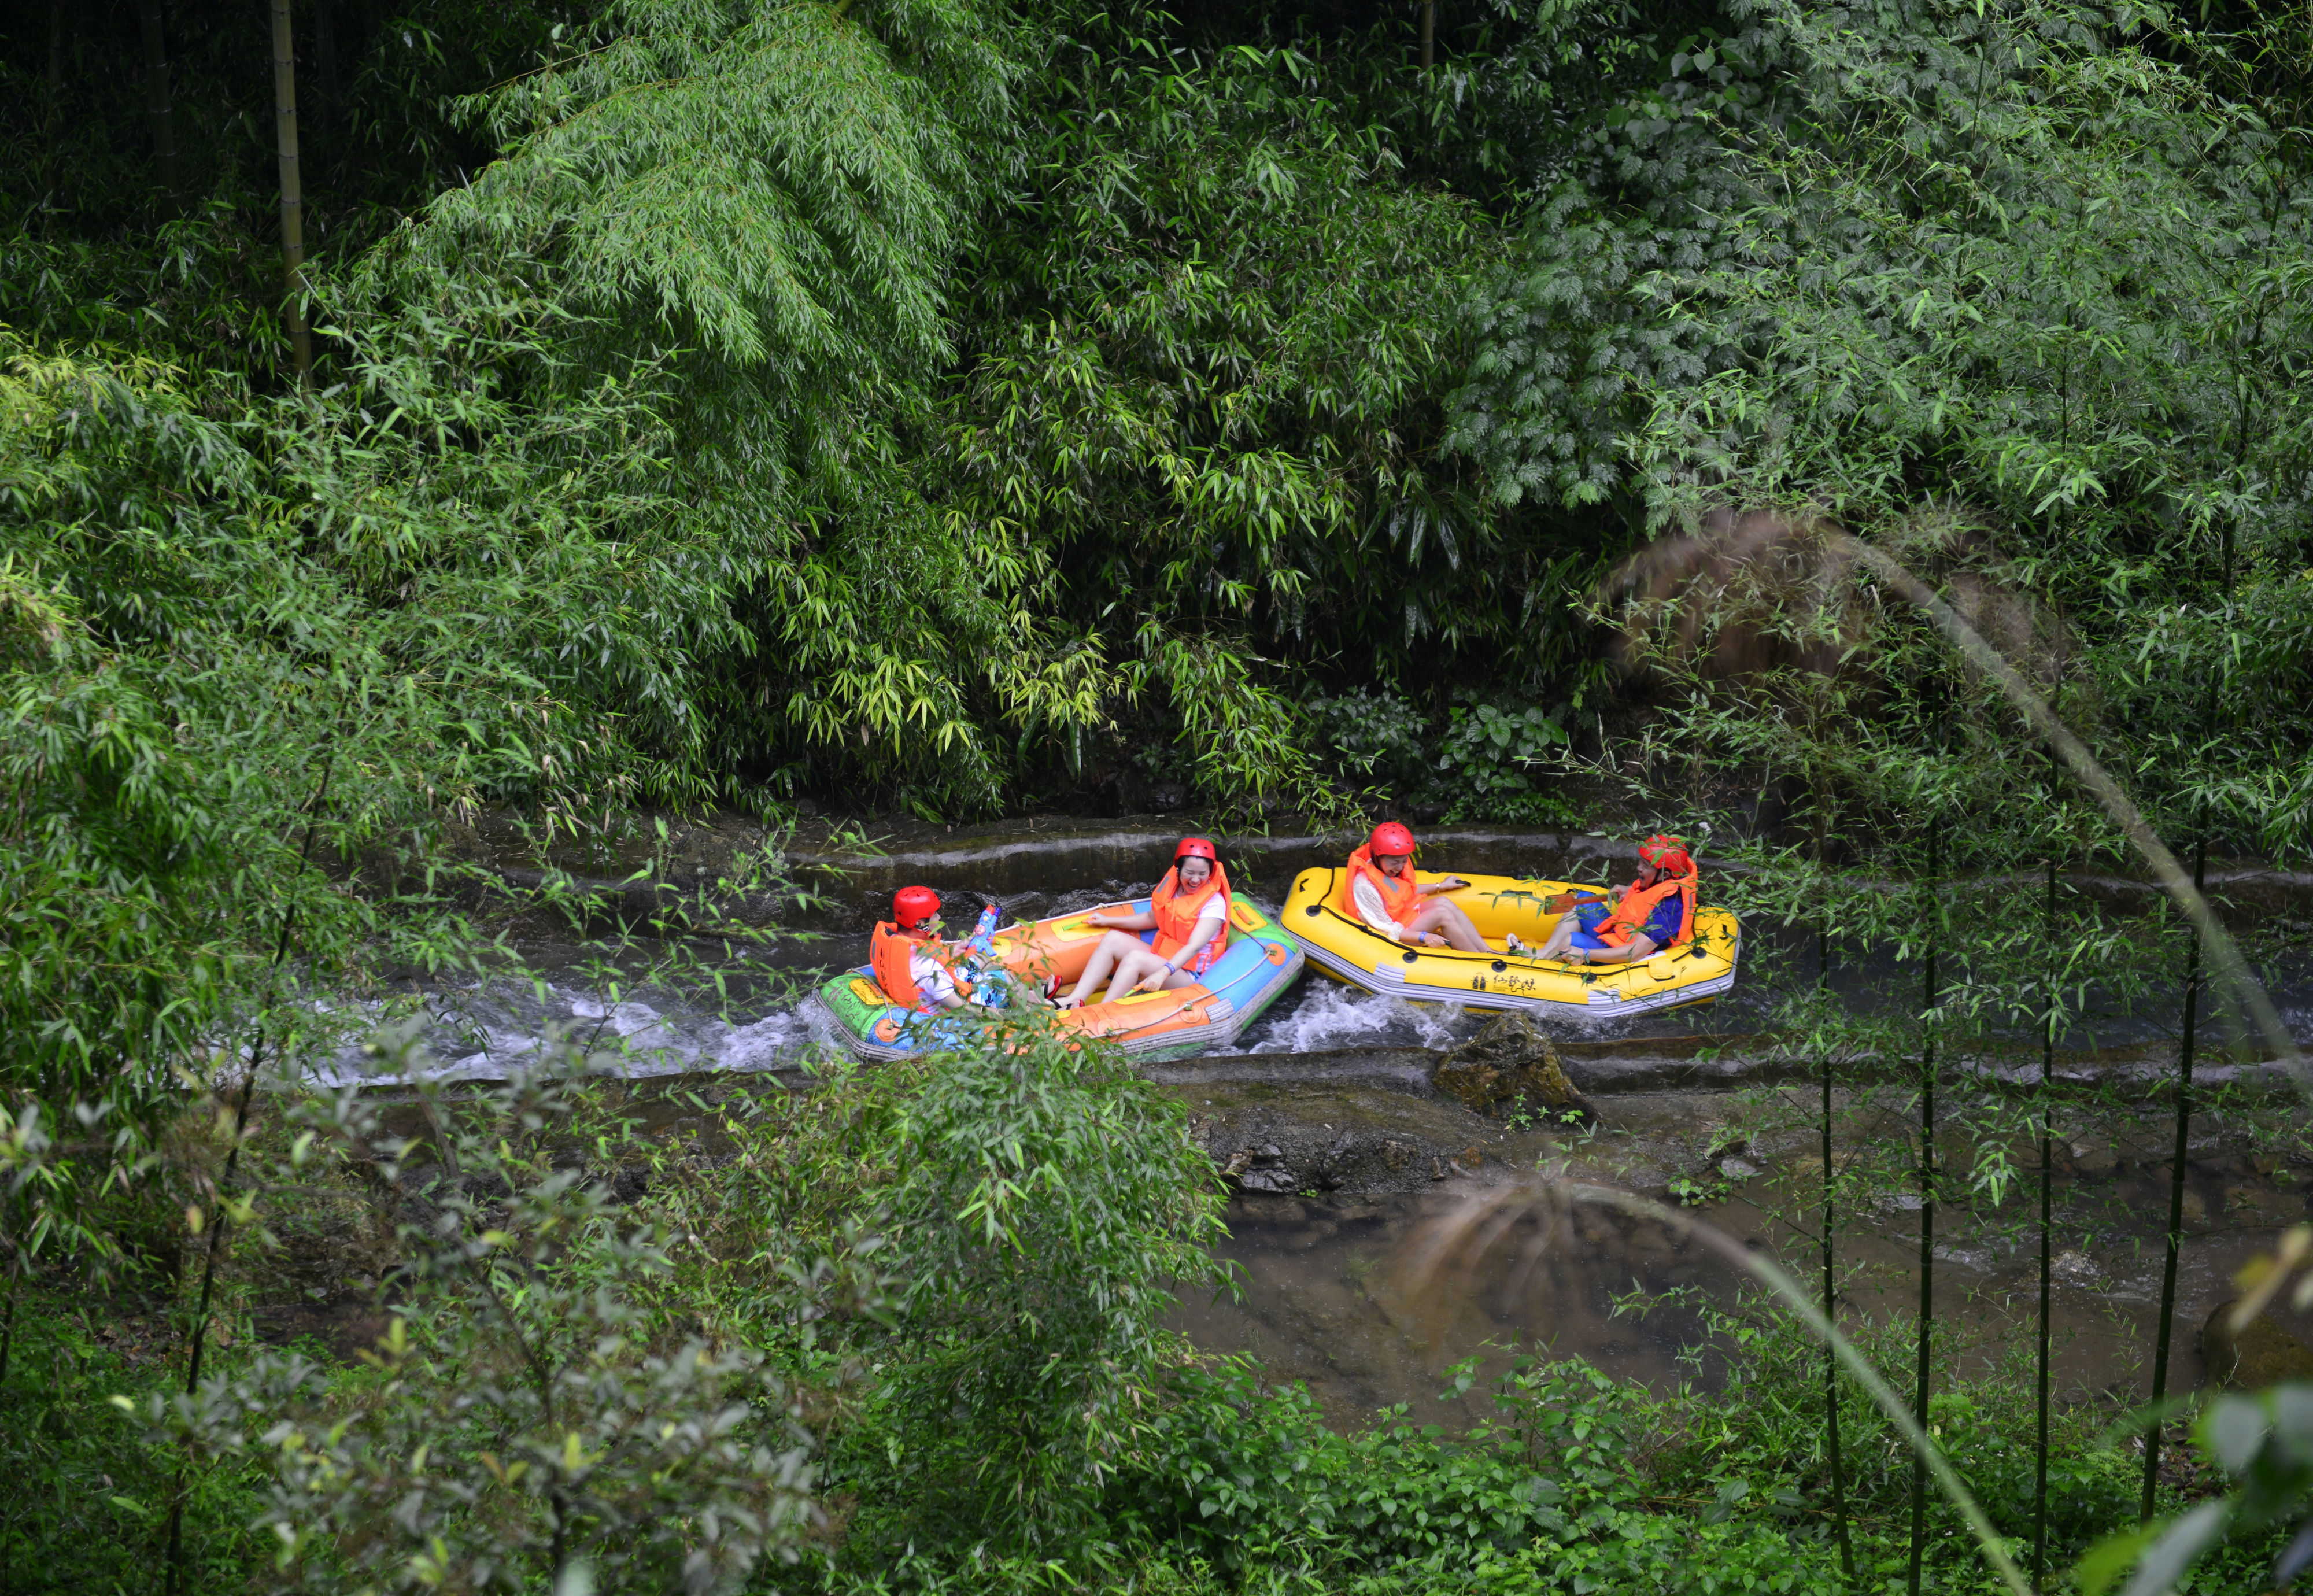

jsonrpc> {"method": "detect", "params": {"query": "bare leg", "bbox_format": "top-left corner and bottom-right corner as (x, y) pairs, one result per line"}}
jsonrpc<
(1409, 899), (1491, 953)
(1534, 911), (1584, 959)
(1059, 930), (1150, 1007)
(1105, 947), (1177, 997)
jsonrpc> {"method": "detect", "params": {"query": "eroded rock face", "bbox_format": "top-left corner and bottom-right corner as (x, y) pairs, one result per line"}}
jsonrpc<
(1432, 1012), (1595, 1124)
(1180, 1082), (1560, 1196)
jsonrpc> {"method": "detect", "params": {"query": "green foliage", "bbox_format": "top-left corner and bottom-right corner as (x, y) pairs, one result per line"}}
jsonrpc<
(0, 1280), (270, 1594)
(864, 1022), (1230, 1546)
(1309, 689), (1431, 794)
(1433, 701), (1580, 826)
(149, 1039), (826, 1594)
(0, 301), (749, 1132)
(2082, 1382), (2313, 1596)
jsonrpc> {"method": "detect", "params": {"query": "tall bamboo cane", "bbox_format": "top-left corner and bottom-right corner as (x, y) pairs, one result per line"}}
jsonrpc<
(1909, 812), (1941, 1596)
(269, 0), (312, 383)
(2034, 855), (2057, 1590)
(139, 0), (178, 203)
(1821, 912), (1856, 1584)
(161, 751), (336, 1596)
(2140, 527), (2231, 1521)
(2140, 832), (2208, 1523)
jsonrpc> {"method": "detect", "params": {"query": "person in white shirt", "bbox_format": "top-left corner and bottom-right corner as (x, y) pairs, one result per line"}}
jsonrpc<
(1342, 822), (1491, 951)
(1054, 837), (1235, 1009)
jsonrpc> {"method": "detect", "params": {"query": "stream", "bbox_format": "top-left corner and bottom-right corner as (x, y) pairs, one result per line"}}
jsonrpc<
(315, 815), (2313, 1419)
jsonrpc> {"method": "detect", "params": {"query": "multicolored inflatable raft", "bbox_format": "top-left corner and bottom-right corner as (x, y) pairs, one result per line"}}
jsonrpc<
(815, 892), (1305, 1062)
(1281, 866), (1740, 1019)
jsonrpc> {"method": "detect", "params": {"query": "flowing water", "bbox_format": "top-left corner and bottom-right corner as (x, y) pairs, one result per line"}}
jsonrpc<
(309, 818), (2313, 1417)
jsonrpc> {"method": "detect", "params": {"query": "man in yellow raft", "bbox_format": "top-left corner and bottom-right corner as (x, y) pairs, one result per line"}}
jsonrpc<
(1054, 837), (1232, 1010)
(1518, 833), (1699, 967)
(1341, 822), (1491, 951)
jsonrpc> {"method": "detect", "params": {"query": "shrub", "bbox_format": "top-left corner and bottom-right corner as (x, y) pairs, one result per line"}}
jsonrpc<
(839, 1021), (1231, 1551)
(142, 1036), (827, 1595)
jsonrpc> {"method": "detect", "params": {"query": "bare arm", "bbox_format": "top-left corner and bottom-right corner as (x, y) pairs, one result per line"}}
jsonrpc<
(1134, 914), (1224, 991)
(1087, 908), (1158, 932)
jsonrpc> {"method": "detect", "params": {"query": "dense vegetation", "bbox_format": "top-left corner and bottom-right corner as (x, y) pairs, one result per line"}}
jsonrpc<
(5, 0), (2312, 1590)
(4, 1030), (2297, 1596)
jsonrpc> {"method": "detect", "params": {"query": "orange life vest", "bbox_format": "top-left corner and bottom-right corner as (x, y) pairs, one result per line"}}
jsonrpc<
(1340, 844), (1422, 927)
(1150, 862), (1232, 974)
(869, 922), (973, 1011)
(1597, 870), (1697, 949)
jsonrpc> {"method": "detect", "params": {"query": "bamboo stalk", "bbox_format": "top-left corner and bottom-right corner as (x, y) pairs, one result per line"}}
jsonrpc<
(161, 752), (336, 1596)
(1820, 917), (1856, 1585)
(1420, 0), (1435, 69)
(1909, 815), (1939, 1596)
(269, 0), (312, 384)
(2034, 856), (2056, 1590)
(2140, 833), (2207, 1522)
(139, 0), (178, 203)
(2141, 525), (2232, 1522)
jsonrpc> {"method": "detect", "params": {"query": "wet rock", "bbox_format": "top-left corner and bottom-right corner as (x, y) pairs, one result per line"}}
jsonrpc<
(2052, 1249), (2099, 1284)
(2179, 1188), (2206, 1225)
(2223, 1185), (2307, 1227)
(2203, 1302), (2313, 1388)
(1174, 1074), (1568, 1194)
(1433, 1013), (1595, 1124)
(1719, 1156), (1763, 1182)
(1625, 1222), (1675, 1260)
(2069, 1138), (2119, 1176)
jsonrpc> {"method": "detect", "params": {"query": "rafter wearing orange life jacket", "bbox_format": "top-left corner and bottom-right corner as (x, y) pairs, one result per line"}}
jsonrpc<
(1595, 835), (1698, 950)
(1149, 841), (1232, 977)
(869, 885), (974, 1011)
(1338, 822), (1424, 930)
(869, 923), (976, 1011)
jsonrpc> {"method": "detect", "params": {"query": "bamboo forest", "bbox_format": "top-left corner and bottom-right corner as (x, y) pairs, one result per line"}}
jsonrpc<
(5, 0), (2313, 1590)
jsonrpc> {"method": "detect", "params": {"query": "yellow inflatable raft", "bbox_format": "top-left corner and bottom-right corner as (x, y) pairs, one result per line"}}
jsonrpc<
(1280, 866), (1741, 1019)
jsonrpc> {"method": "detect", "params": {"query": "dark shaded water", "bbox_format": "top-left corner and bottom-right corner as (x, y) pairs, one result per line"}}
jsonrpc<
(1176, 1155), (2313, 1430)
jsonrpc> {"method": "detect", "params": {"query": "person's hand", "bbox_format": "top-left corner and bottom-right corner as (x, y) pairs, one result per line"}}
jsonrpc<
(1421, 932), (1448, 948)
(1085, 912), (1113, 929)
(1137, 965), (1175, 993)
(1439, 875), (1471, 892)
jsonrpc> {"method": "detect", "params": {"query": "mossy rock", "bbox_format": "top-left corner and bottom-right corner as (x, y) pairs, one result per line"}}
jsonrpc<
(1433, 1011), (1594, 1124)
(2203, 1301), (2313, 1388)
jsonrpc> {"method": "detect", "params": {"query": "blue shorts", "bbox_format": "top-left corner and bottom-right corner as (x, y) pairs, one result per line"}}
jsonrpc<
(1570, 902), (1611, 950)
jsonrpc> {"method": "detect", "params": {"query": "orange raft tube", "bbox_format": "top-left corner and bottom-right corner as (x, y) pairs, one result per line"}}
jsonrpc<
(815, 892), (1305, 1063)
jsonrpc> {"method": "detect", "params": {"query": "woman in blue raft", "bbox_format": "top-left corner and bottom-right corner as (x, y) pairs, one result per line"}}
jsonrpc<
(821, 838), (1306, 1061)
(1052, 837), (1230, 1010)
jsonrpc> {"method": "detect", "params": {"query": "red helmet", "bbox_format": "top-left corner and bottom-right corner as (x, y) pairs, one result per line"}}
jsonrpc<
(1369, 821), (1416, 858)
(1175, 836), (1219, 863)
(892, 885), (941, 929)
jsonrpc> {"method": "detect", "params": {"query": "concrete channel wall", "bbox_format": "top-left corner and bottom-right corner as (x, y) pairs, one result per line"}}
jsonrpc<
(433, 807), (2313, 934)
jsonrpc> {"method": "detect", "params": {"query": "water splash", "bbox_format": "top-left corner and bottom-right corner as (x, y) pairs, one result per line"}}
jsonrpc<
(306, 980), (840, 1085)
(1222, 980), (1483, 1054)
